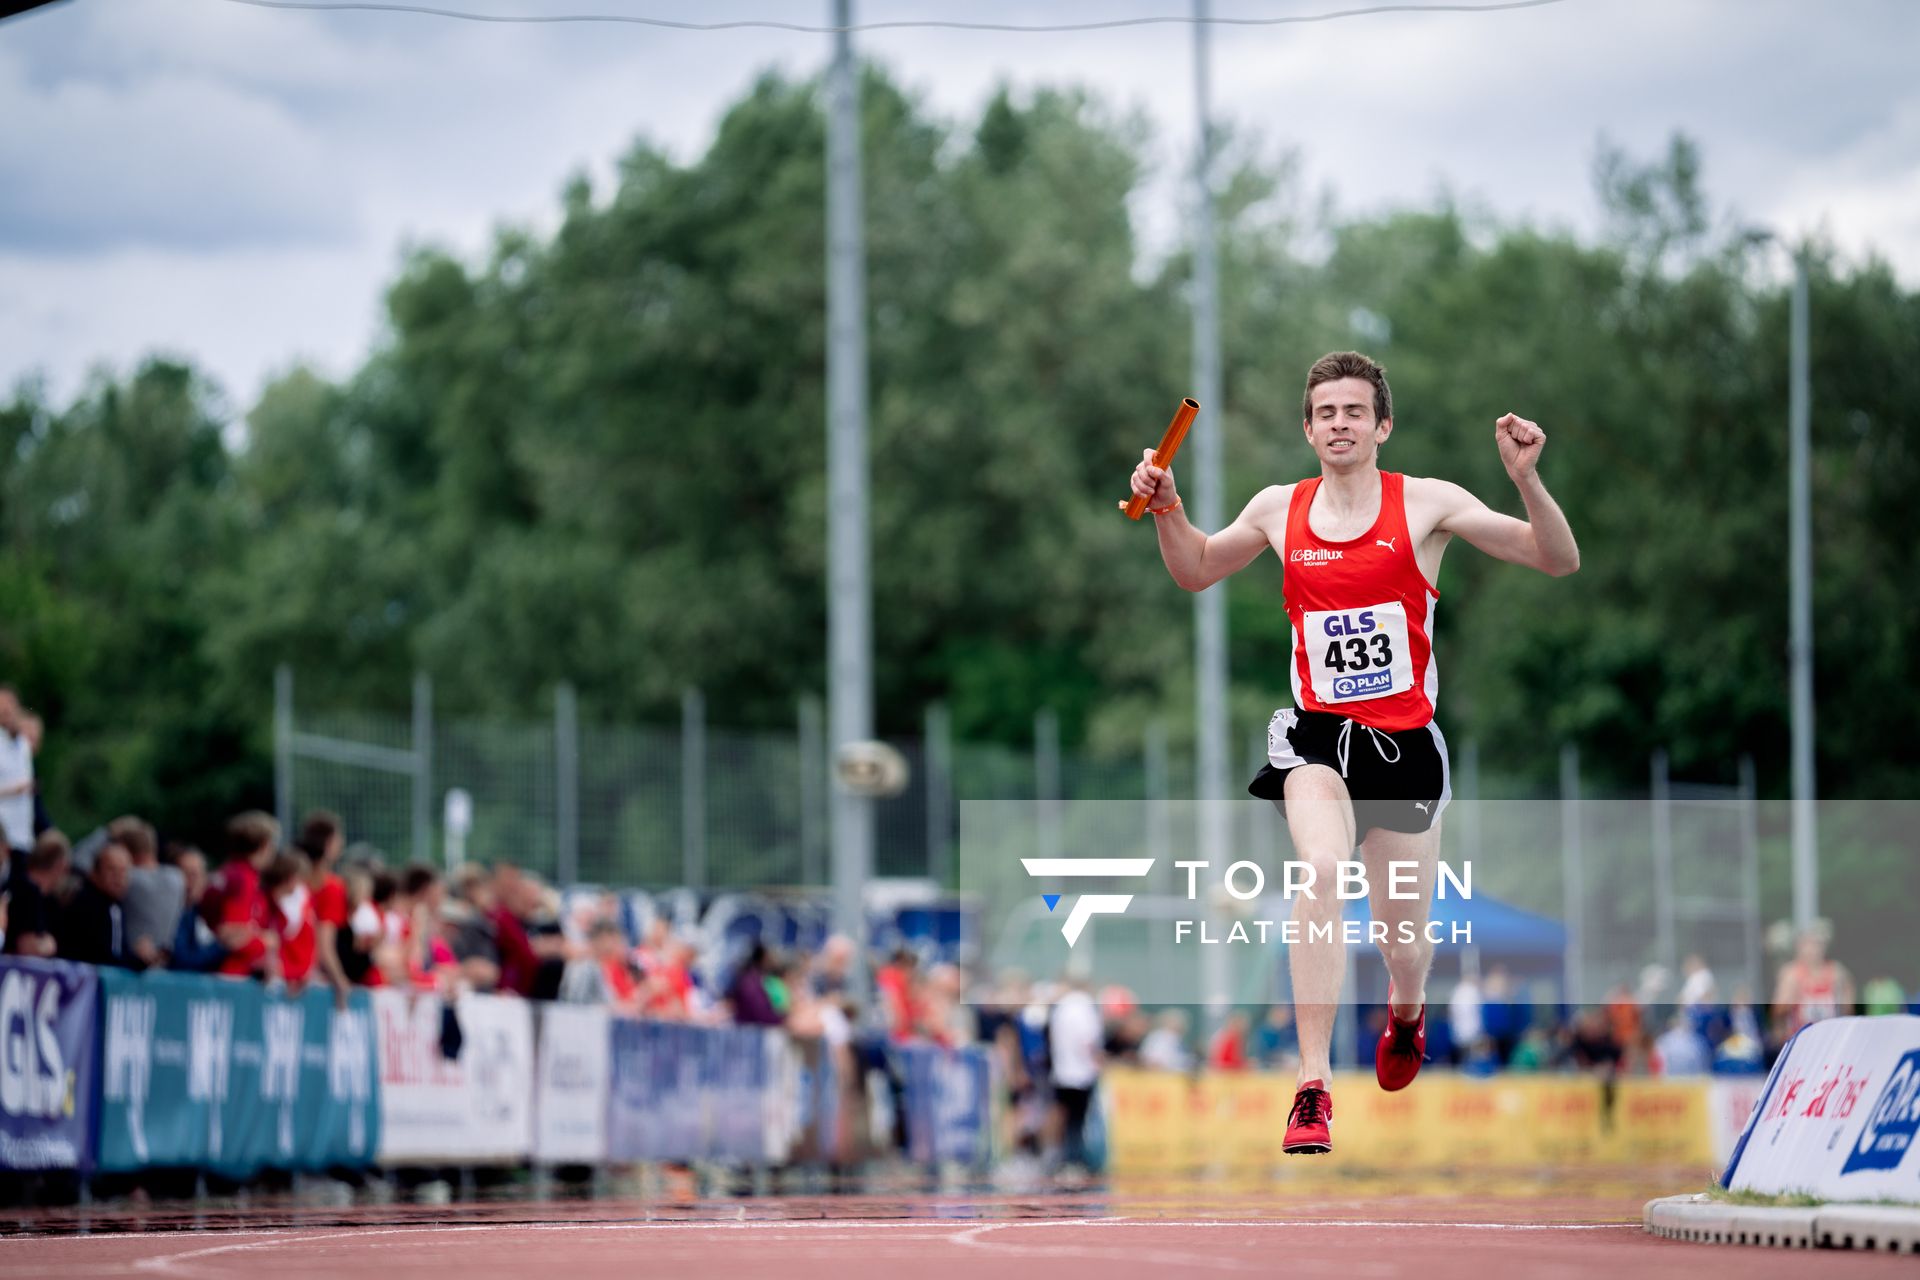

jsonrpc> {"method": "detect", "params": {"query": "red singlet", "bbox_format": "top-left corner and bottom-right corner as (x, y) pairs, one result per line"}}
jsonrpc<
(1284, 471), (1440, 732)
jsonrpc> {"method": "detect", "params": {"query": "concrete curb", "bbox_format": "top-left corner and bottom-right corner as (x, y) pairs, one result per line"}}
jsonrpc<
(1644, 1193), (1920, 1254)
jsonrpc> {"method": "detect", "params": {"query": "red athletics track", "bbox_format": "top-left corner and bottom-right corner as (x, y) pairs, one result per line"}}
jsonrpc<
(1, 1178), (1914, 1280)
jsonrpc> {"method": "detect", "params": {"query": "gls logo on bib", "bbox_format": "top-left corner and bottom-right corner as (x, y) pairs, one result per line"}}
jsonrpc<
(1841, 1049), (1920, 1175)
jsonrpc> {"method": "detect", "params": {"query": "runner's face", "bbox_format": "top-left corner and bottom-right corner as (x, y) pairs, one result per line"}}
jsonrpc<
(1304, 377), (1389, 468)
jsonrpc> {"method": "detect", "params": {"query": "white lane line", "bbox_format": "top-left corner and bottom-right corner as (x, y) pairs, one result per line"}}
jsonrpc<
(20, 1216), (1643, 1248)
(11, 1217), (1647, 1280)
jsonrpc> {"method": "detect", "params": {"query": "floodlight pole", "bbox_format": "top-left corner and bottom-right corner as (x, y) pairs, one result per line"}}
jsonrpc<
(826, 0), (874, 986)
(1192, 0), (1231, 1018)
(1787, 249), (1818, 930)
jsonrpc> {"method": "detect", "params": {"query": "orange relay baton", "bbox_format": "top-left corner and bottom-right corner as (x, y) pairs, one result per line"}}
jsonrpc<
(1120, 398), (1201, 520)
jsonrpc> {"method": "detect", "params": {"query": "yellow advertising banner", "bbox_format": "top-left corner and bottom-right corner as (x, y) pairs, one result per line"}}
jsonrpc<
(1104, 1068), (1718, 1175)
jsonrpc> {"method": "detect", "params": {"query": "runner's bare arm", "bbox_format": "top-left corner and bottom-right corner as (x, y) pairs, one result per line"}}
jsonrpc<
(1129, 449), (1285, 590)
(1422, 414), (1580, 576)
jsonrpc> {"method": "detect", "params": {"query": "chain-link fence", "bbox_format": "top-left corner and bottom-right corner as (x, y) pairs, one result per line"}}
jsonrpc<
(281, 670), (1920, 999)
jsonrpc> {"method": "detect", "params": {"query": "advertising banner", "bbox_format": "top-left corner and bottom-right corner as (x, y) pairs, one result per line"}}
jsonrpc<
(779, 1035), (847, 1166)
(604, 1020), (697, 1161)
(533, 1003), (609, 1164)
(1107, 1067), (1723, 1175)
(604, 1020), (781, 1162)
(0, 957), (98, 1171)
(1707, 1078), (1765, 1166)
(373, 990), (533, 1163)
(1723, 1014), (1920, 1203)
(96, 970), (378, 1176)
(896, 1043), (993, 1166)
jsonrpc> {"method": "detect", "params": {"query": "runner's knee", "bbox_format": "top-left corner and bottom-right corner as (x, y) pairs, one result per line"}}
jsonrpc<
(1375, 933), (1430, 971)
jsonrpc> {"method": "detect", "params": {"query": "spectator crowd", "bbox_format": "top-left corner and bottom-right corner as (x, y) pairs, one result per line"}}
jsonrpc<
(5, 680), (1917, 1183)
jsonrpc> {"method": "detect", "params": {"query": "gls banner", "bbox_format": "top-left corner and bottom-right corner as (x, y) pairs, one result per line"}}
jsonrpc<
(0, 958), (98, 1171)
(1723, 1014), (1920, 1204)
(96, 970), (379, 1176)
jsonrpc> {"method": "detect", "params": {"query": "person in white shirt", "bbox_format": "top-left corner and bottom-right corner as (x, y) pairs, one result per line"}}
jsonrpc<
(1048, 976), (1104, 1170)
(1448, 973), (1484, 1064)
(1654, 1013), (1712, 1076)
(1138, 1009), (1192, 1073)
(1678, 954), (1718, 1013)
(0, 687), (35, 856)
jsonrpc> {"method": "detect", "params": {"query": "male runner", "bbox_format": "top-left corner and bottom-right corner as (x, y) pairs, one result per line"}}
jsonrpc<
(1128, 351), (1579, 1154)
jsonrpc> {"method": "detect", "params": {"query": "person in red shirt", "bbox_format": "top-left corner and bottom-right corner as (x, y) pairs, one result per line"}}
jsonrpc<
(875, 947), (920, 1044)
(296, 810), (353, 1002)
(641, 936), (697, 1020)
(589, 919), (641, 1014)
(1208, 1011), (1251, 1072)
(210, 811), (280, 979)
(263, 851), (317, 986)
(400, 864), (456, 991)
(487, 864), (541, 997)
(1128, 351), (1580, 1154)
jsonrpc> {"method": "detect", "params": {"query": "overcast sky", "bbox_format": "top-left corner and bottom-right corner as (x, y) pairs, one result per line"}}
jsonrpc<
(3, 0), (1916, 410)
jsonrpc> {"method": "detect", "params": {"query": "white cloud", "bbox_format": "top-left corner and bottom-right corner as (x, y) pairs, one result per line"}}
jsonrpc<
(0, 45), (355, 251)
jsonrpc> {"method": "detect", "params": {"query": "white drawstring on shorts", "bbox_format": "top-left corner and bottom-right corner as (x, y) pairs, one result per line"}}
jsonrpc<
(1335, 717), (1401, 777)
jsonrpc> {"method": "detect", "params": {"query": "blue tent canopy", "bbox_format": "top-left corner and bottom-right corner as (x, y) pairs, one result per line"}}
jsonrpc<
(1343, 888), (1565, 958)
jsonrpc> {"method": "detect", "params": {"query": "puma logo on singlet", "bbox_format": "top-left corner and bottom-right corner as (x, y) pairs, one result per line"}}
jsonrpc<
(1376, 537), (1398, 552)
(1413, 800), (1431, 814)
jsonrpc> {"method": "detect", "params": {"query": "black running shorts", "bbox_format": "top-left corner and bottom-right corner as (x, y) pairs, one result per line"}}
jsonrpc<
(1247, 707), (1452, 835)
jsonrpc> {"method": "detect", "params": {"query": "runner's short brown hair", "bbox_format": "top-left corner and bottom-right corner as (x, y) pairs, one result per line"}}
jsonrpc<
(1302, 351), (1392, 424)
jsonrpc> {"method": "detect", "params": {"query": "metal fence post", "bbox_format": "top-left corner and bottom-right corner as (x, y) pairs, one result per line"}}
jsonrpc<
(1560, 742), (1584, 1005)
(925, 702), (952, 887)
(555, 682), (579, 886)
(1652, 748), (1675, 978)
(411, 672), (433, 865)
(1146, 718), (1170, 893)
(1738, 754), (1763, 998)
(683, 687), (707, 890)
(1035, 708), (1061, 866)
(799, 695), (824, 887)
(1459, 739), (1481, 869)
(274, 665), (294, 835)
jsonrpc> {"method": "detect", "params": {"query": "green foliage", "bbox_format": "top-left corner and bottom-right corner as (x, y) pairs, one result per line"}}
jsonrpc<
(3, 67), (1916, 846)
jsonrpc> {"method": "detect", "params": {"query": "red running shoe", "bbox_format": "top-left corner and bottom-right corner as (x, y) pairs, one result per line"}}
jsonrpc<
(1283, 1078), (1333, 1155)
(1375, 1000), (1427, 1092)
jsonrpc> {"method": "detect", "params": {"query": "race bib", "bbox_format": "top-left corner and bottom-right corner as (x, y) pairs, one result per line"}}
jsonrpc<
(1304, 602), (1413, 704)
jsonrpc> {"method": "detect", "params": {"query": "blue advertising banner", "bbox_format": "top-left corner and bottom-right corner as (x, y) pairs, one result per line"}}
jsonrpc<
(96, 970), (378, 1176)
(896, 1043), (992, 1167)
(0, 957), (98, 1171)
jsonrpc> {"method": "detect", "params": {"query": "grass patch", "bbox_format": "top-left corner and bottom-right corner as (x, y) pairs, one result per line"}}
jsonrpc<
(1706, 1182), (1920, 1210)
(1706, 1184), (1824, 1208)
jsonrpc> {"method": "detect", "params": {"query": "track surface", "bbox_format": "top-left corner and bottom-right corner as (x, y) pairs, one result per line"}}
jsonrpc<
(3, 1178), (1911, 1278)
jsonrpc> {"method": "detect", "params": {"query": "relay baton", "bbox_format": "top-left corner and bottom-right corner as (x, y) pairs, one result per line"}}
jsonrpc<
(1120, 397), (1201, 520)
